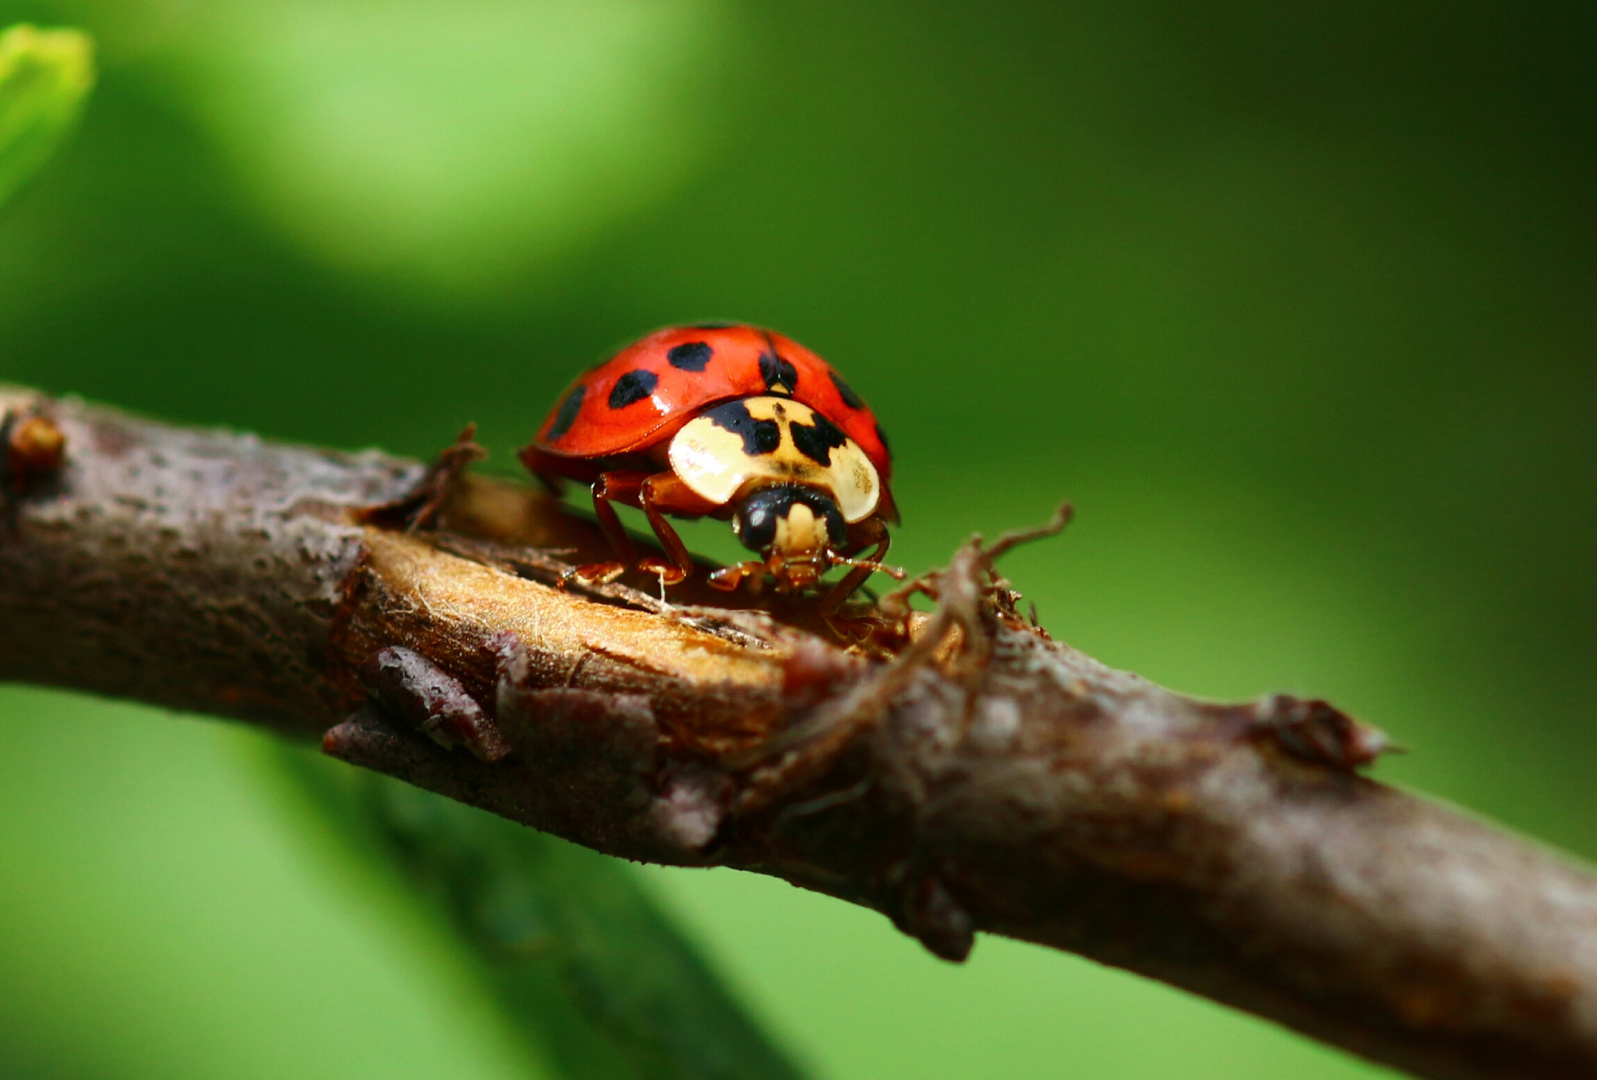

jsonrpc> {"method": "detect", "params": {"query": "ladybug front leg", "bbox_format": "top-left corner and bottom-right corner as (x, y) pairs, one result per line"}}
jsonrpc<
(707, 561), (768, 593)
(635, 472), (717, 585)
(823, 515), (892, 612)
(574, 470), (712, 587)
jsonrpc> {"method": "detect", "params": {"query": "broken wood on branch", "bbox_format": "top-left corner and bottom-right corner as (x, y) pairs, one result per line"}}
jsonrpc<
(1, 385), (1594, 1080)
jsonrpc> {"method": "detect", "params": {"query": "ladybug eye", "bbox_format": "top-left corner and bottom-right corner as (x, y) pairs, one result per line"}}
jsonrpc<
(823, 504), (847, 547)
(735, 501), (777, 552)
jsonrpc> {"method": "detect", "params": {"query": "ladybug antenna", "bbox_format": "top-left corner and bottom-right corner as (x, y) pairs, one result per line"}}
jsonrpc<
(827, 551), (907, 580)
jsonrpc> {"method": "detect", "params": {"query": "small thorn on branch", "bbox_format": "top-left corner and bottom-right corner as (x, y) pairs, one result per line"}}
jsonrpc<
(355, 423), (487, 533)
(1251, 693), (1393, 771)
(893, 864), (976, 963)
(1, 405), (66, 500)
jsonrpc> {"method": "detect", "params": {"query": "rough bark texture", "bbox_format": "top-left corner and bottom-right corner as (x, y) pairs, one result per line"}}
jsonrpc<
(3, 386), (1595, 1080)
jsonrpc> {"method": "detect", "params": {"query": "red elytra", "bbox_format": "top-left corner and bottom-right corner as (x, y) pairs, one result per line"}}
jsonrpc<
(522, 324), (899, 605)
(533, 324), (893, 486)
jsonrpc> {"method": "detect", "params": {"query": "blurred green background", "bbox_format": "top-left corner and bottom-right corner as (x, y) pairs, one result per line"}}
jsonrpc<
(1, 1), (1593, 1077)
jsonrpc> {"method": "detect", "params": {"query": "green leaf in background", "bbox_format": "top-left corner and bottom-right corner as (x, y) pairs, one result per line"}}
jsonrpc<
(0, 23), (93, 210)
(274, 746), (807, 1080)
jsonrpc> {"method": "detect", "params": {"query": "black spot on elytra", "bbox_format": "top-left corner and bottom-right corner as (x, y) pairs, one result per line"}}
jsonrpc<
(608, 369), (658, 409)
(704, 399), (782, 456)
(549, 384), (585, 439)
(691, 321), (735, 330)
(791, 412), (848, 466)
(875, 423), (893, 460)
(829, 370), (864, 409)
(759, 351), (798, 393)
(667, 341), (713, 371)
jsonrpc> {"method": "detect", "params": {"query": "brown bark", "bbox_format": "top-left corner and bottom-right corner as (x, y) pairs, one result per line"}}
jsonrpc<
(2, 385), (1595, 1080)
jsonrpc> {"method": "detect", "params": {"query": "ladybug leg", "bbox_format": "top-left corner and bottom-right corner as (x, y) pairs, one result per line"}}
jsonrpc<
(823, 516), (892, 612)
(707, 561), (768, 592)
(574, 471), (709, 587)
(635, 472), (715, 586)
(574, 470), (650, 584)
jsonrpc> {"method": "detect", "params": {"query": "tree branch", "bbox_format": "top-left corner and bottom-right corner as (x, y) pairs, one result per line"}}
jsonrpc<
(3, 386), (1595, 1080)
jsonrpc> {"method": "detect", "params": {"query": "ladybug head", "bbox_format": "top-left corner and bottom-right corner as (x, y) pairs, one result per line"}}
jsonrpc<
(731, 483), (847, 591)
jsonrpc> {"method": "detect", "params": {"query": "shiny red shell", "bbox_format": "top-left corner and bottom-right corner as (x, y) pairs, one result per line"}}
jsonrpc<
(531, 324), (893, 482)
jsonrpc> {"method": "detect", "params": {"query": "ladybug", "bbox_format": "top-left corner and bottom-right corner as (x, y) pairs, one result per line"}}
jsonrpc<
(521, 324), (899, 606)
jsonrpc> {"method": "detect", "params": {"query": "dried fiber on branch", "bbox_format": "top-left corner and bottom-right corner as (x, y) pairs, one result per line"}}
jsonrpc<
(2, 385), (1596, 1080)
